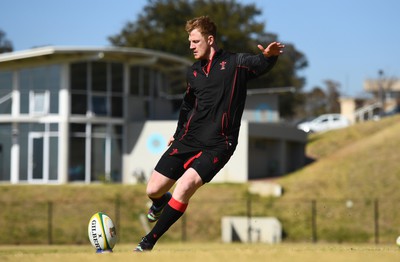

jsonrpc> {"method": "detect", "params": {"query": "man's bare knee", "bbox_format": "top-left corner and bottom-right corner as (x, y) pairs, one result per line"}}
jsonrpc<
(146, 184), (160, 198)
(146, 170), (175, 198)
(173, 168), (203, 203)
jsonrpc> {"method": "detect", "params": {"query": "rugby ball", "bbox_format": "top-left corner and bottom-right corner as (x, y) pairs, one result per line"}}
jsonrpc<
(88, 212), (117, 253)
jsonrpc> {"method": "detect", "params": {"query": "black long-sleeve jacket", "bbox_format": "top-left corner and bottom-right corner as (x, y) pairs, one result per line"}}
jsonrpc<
(173, 49), (277, 150)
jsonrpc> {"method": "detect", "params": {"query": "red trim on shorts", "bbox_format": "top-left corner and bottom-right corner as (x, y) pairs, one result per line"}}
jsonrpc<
(183, 151), (202, 169)
(168, 197), (188, 213)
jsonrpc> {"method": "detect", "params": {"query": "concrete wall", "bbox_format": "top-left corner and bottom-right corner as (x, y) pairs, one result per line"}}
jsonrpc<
(221, 216), (282, 243)
(242, 94), (279, 122)
(123, 121), (249, 184)
(123, 120), (306, 184)
(247, 123), (307, 179)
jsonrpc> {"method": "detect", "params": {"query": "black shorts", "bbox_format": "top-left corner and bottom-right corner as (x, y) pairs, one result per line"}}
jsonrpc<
(154, 140), (236, 183)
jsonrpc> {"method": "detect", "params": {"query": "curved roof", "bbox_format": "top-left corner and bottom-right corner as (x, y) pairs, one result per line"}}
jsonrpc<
(0, 46), (192, 72)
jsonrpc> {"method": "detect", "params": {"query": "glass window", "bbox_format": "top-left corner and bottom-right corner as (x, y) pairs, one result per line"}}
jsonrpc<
(112, 125), (123, 136)
(19, 69), (31, 92)
(70, 62), (125, 117)
(68, 125), (86, 181)
(111, 137), (122, 182)
(68, 124), (123, 183)
(0, 98), (11, 114)
(91, 125), (106, 181)
(0, 71), (13, 114)
(49, 136), (58, 181)
(111, 63), (123, 93)
(30, 123), (45, 132)
(110, 125), (122, 182)
(19, 66), (60, 115)
(71, 94), (87, 115)
(48, 65), (61, 114)
(111, 96), (123, 117)
(47, 65), (61, 91)
(31, 66), (60, 98)
(33, 91), (46, 113)
(0, 124), (11, 181)
(30, 91), (48, 114)
(50, 91), (58, 114)
(129, 66), (140, 95)
(129, 66), (152, 96)
(70, 123), (86, 134)
(70, 62), (87, 91)
(92, 124), (106, 135)
(91, 137), (106, 182)
(50, 123), (58, 132)
(20, 69), (31, 114)
(20, 93), (29, 114)
(142, 68), (151, 96)
(31, 136), (44, 179)
(92, 95), (108, 116)
(19, 124), (29, 181)
(31, 67), (46, 91)
(92, 62), (107, 92)
(68, 137), (86, 181)
(0, 71), (12, 91)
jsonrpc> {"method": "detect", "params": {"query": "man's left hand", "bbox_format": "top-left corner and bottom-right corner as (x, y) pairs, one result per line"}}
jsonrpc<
(258, 42), (285, 57)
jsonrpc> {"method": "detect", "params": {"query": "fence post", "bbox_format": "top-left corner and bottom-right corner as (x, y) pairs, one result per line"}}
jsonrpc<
(181, 214), (187, 242)
(48, 201), (53, 245)
(374, 199), (379, 244)
(115, 194), (121, 233)
(311, 199), (317, 243)
(247, 196), (252, 243)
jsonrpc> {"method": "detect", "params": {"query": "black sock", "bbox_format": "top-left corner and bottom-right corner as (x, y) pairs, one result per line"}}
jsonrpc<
(150, 193), (169, 209)
(146, 198), (188, 245)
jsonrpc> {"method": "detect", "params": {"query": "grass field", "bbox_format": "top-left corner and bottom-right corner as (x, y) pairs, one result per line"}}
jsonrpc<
(2, 116), (400, 247)
(0, 243), (399, 262)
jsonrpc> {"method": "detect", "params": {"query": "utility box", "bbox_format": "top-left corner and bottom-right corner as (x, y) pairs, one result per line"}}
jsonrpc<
(221, 216), (282, 244)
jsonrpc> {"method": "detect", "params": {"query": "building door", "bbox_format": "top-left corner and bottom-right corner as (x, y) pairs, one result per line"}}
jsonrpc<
(28, 133), (47, 183)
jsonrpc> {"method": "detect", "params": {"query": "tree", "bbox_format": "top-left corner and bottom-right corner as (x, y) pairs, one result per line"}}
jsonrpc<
(324, 80), (341, 113)
(0, 29), (13, 54)
(109, 0), (268, 56)
(109, 0), (307, 118)
(300, 86), (327, 118)
(298, 80), (341, 120)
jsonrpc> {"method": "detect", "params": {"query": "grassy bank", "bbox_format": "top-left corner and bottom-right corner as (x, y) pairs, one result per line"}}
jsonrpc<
(1, 115), (399, 245)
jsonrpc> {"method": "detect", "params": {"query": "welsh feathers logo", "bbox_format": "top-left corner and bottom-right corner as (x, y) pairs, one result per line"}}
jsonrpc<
(169, 148), (179, 156)
(213, 157), (219, 164)
(220, 61), (227, 70)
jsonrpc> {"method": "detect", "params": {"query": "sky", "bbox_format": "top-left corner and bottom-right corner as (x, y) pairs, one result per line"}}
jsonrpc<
(1, 0), (400, 97)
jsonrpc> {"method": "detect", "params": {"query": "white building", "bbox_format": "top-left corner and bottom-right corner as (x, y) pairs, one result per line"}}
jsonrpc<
(0, 46), (306, 184)
(340, 78), (400, 123)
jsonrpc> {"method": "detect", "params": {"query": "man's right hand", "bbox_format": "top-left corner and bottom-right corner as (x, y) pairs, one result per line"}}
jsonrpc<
(168, 136), (175, 146)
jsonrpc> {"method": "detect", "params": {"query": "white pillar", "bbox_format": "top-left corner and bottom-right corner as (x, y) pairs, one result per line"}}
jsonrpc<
(122, 64), (129, 184)
(10, 124), (19, 184)
(10, 71), (20, 184)
(58, 64), (70, 184)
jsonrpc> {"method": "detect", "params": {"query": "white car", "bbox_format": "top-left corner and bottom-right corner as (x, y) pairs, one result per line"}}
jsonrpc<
(297, 114), (350, 133)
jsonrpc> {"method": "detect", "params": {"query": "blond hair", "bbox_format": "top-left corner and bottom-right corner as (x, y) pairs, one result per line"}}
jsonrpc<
(185, 16), (217, 38)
